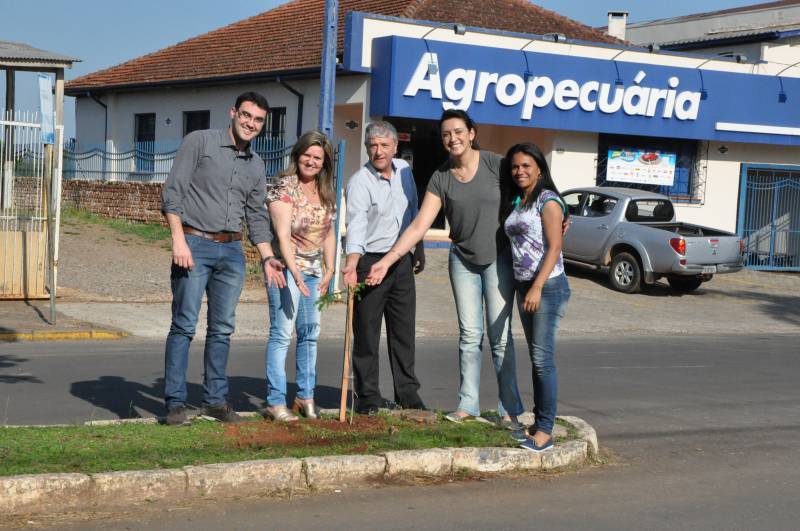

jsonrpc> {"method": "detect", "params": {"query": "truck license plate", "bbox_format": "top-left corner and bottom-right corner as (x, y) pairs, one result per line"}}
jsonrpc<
(702, 266), (717, 274)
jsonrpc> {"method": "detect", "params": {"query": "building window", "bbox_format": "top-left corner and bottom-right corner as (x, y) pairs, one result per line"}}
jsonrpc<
(257, 106), (286, 139)
(134, 113), (156, 173)
(134, 113), (155, 143)
(255, 107), (287, 177)
(183, 110), (210, 136)
(595, 133), (702, 203)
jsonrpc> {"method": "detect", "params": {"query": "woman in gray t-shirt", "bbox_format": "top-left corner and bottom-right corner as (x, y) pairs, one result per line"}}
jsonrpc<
(365, 109), (524, 427)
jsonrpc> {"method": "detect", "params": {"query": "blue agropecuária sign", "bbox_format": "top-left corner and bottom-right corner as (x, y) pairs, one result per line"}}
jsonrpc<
(369, 36), (800, 146)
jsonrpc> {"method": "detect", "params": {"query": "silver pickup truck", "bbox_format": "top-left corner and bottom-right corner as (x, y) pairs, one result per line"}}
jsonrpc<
(561, 187), (744, 293)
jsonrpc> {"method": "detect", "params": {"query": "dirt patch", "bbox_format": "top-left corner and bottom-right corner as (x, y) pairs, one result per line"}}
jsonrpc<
(223, 417), (389, 449)
(58, 218), (267, 302)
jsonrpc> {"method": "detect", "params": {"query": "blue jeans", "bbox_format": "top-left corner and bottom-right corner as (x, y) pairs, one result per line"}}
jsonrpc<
(448, 248), (524, 417)
(164, 235), (245, 410)
(265, 271), (321, 406)
(515, 272), (570, 435)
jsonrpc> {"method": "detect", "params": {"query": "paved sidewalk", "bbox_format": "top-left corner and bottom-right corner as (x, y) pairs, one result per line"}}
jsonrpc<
(0, 300), (128, 341)
(2, 248), (798, 340)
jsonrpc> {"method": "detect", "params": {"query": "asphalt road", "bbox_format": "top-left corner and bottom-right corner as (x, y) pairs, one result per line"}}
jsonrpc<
(3, 334), (800, 529)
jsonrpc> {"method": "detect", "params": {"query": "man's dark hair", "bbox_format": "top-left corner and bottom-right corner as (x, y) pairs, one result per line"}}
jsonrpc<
(235, 91), (269, 112)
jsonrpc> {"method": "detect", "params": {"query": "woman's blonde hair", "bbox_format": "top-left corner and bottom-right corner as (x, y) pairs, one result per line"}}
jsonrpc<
(281, 130), (336, 211)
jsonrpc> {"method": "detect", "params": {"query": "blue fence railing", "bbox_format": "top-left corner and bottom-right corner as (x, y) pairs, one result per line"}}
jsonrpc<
(737, 164), (800, 271)
(63, 137), (291, 183)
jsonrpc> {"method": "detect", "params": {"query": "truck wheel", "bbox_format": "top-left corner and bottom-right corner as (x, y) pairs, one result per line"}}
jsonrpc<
(667, 275), (703, 293)
(609, 252), (641, 293)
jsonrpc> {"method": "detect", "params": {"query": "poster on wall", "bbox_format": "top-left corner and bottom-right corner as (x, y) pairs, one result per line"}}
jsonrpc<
(607, 148), (676, 186)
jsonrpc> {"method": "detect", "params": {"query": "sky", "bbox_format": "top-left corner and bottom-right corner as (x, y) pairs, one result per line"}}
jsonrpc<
(0, 0), (763, 139)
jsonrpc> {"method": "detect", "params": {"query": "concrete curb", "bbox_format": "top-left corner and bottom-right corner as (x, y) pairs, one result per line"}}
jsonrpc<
(0, 416), (597, 516)
(0, 329), (128, 342)
(557, 415), (599, 456)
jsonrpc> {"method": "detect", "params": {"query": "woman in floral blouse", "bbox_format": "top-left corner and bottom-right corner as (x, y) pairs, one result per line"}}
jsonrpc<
(264, 130), (336, 422)
(502, 143), (571, 453)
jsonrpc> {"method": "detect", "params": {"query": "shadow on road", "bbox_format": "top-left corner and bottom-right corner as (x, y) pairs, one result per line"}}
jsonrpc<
(69, 375), (344, 419)
(24, 300), (51, 325)
(564, 263), (698, 298)
(0, 327), (19, 343)
(0, 354), (42, 383)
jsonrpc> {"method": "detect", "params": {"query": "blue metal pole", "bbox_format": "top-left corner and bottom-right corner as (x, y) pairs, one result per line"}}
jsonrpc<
(318, 0), (338, 138)
(769, 176), (780, 268)
(330, 139), (347, 294)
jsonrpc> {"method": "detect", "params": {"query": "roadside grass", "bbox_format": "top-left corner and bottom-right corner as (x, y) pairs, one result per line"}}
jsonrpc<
(61, 207), (171, 242)
(246, 261), (263, 276)
(0, 414), (575, 477)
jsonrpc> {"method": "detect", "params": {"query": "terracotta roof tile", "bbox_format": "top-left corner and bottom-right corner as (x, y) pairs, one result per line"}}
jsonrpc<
(66, 0), (617, 92)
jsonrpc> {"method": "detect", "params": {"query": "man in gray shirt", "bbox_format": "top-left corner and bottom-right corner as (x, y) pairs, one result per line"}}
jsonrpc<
(343, 121), (425, 414)
(160, 91), (284, 426)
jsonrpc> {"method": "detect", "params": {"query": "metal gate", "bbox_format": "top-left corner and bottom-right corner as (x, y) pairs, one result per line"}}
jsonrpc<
(0, 110), (61, 298)
(738, 164), (800, 271)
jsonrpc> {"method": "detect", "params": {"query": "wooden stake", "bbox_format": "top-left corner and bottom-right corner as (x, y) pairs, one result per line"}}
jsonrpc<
(339, 288), (356, 422)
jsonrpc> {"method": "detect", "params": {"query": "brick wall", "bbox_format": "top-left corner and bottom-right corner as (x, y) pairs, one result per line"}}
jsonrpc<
(62, 181), (164, 224)
(61, 180), (262, 264)
(11, 176), (42, 212)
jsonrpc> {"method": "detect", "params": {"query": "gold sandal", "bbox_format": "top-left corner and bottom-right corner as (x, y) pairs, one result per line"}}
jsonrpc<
(292, 397), (320, 419)
(262, 405), (299, 422)
(444, 410), (477, 424)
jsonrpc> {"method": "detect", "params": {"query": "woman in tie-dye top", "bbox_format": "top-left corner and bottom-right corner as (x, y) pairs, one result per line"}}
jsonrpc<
(502, 142), (571, 454)
(264, 130), (336, 423)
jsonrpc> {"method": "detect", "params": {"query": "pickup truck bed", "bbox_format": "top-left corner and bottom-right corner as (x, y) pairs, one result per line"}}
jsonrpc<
(637, 222), (731, 238)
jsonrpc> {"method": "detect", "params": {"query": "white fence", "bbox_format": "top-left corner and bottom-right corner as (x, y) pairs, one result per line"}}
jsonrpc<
(1, 110), (61, 300)
(64, 136), (291, 183)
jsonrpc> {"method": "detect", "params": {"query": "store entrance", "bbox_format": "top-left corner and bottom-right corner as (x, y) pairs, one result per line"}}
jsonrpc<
(386, 117), (448, 229)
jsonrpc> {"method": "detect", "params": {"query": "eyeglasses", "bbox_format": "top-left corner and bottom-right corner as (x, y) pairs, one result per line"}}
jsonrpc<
(236, 109), (266, 125)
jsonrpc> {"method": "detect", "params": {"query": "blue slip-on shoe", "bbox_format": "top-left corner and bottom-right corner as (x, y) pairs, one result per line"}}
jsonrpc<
(511, 428), (528, 442)
(519, 436), (554, 453)
(498, 417), (525, 431)
(511, 423), (538, 442)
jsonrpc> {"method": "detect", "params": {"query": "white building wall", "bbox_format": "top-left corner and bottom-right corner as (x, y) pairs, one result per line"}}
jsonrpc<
(624, 38), (799, 71)
(547, 130), (599, 192)
(672, 42), (763, 61)
(333, 102), (365, 180)
(75, 97), (107, 149)
(74, 74), (370, 149)
(73, 74), (373, 182)
(676, 141), (800, 233)
(763, 36), (800, 64)
(76, 84), (291, 148)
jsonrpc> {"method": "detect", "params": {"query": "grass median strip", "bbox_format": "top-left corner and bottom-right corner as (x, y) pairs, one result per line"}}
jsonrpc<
(0, 414), (567, 477)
